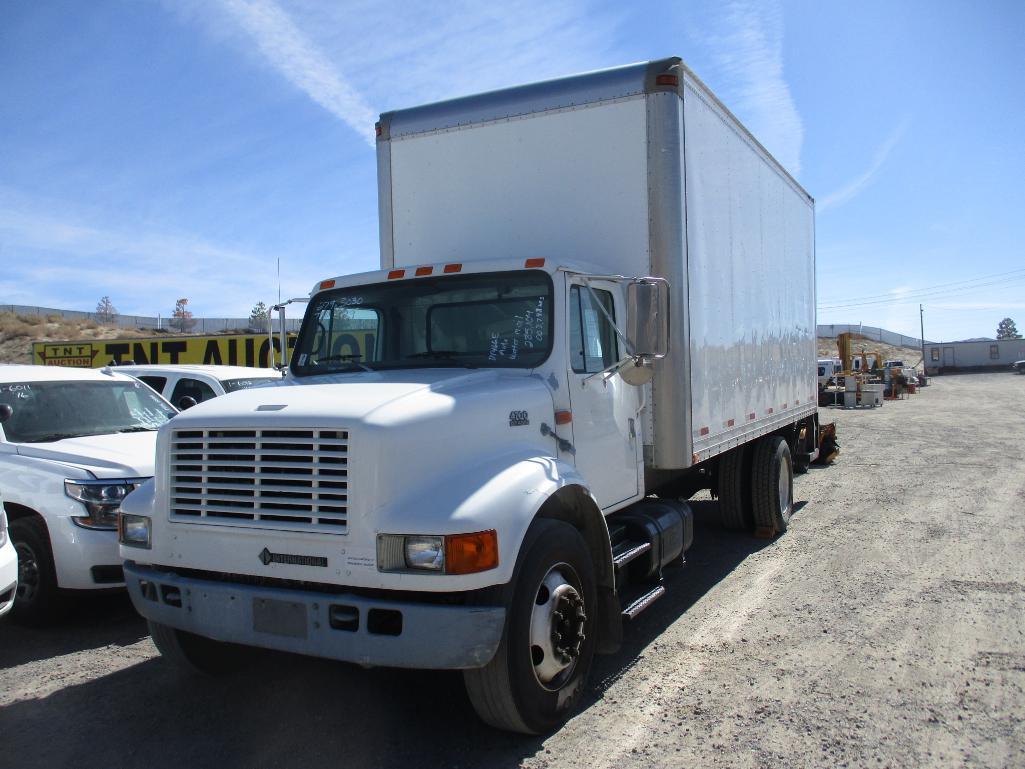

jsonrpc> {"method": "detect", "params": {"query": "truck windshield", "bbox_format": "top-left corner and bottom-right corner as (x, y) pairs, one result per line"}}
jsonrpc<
(0, 380), (174, 443)
(291, 270), (553, 376)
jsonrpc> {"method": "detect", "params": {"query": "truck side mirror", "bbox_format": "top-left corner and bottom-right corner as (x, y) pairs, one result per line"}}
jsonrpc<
(626, 279), (669, 359)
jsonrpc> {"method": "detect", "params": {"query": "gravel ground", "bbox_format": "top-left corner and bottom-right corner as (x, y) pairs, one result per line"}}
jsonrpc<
(1, 372), (1023, 769)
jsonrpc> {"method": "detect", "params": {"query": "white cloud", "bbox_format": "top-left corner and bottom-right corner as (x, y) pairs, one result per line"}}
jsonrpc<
(708, 1), (803, 175)
(0, 190), (301, 315)
(818, 118), (909, 212)
(179, 0), (620, 132)
(217, 0), (378, 145)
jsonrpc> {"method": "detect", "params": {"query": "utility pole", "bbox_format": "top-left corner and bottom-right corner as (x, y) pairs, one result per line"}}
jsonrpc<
(919, 304), (927, 373)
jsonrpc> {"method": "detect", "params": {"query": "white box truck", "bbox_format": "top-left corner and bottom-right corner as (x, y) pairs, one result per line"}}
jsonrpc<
(119, 57), (818, 733)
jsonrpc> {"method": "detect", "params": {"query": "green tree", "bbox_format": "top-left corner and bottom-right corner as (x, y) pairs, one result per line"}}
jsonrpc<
(996, 317), (1021, 340)
(248, 301), (269, 332)
(95, 296), (118, 324)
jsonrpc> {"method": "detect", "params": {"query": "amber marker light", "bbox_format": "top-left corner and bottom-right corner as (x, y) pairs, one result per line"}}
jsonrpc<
(388, 269), (406, 279)
(443, 263), (462, 273)
(320, 279), (336, 290)
(415, 266), (433, 276)
(445, 530), (499, 575)
(524, 258), (545, 268)
(555, 409), (573, 425)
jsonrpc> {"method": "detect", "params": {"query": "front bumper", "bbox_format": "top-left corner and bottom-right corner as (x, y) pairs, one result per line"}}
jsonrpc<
(124, 562), (506, 669)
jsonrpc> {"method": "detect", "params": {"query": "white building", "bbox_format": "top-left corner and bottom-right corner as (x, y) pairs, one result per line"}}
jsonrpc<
(924, 338), (1025, 374)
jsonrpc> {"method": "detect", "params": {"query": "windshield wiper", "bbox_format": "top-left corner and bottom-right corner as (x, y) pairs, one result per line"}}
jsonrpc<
(310, 354), (375, 373)
(406, 350), (462, 360)
(118, 426), (157, 433)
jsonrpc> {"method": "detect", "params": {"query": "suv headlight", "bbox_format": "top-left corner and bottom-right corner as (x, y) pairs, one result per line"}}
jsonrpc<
(65, 479), (148, 530)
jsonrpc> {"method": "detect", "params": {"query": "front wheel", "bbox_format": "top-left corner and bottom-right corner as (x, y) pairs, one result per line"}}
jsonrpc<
(10, 516), (61, 625)
(464, 519), (597, 734)
(148, 621), (250, 675)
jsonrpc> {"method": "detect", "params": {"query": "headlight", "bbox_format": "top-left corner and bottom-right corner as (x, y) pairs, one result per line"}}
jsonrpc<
(65, 479), (147, 530)
(377, 531), (498, 574)
(0, 510), (7, 548)
(118, 513), (152, 549)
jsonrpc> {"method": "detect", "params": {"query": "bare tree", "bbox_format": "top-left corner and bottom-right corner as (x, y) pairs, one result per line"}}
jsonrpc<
(95, 296), (118, 324)
(170, 298), (196, 332)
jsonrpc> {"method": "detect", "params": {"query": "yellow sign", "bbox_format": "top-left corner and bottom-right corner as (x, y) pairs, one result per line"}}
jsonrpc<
(32, 334), (302, 369)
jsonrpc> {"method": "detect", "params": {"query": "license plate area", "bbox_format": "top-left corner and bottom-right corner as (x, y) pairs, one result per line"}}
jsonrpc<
(253, 597), (308, 639)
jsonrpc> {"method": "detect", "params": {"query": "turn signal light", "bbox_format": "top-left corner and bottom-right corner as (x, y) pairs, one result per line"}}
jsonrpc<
(445, 530), (499, 575)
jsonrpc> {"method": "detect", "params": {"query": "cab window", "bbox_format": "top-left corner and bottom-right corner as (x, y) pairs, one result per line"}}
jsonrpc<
(570, 286), (618, 374)
(170, 378), (217, 408)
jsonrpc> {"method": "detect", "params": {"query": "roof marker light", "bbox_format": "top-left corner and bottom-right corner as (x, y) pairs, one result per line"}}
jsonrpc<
(320, 279), (336, 290)
(388, 269), (406, 279)
(444, 263), (462, 274)
(415, 266), (433, 276)
(524, 258), (545, 268)
(656, 74), (679, 87)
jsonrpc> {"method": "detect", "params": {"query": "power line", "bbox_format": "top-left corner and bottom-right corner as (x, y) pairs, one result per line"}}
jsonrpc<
(818, 266), (1025, 307)
(818, 275), (1025, 310)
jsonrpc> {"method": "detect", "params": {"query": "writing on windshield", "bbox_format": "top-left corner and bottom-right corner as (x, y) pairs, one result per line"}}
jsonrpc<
(0, 380), (173, 443)
(291, 270), (553, 376)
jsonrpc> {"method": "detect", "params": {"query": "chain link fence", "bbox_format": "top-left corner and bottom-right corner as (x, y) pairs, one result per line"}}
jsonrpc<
(0, 304), (302, 332)
(816, 324), (931, 349)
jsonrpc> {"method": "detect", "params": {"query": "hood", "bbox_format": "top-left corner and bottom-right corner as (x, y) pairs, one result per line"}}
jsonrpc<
(16, 431), (158, 478)
(169, 368), (556, 429)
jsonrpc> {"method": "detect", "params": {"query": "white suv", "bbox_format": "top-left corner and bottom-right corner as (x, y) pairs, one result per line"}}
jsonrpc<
(0, 489), (16, 618)
(112, 364), (282, 410)
(0, 365), (176, 622)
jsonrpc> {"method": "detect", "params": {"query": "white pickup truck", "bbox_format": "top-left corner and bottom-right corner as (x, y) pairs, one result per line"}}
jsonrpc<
(0, 365), (175, 622)
(112, 364), (282, 410)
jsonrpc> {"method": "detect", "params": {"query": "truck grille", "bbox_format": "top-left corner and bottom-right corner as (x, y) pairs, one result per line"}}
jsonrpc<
(169, 428), (349, 534)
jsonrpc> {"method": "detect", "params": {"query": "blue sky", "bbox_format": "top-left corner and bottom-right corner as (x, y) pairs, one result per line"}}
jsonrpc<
(1, 0), (1023, 342)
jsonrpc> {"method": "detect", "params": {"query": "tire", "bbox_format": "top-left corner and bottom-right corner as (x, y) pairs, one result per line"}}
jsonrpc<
(148, 620), (250, 675)
(10, 516), (61, 624)
(751, 436), (794, 535)
(717, 446), (752, 530)
(464, 519), (597, 734)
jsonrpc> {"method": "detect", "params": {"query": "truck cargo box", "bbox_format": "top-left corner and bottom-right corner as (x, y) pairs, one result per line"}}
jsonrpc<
(377, 57), (816, 469)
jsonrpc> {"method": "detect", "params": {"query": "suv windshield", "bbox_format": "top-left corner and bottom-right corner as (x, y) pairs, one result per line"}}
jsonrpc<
(0, 379), (174, 443)
(291, 270), (553, 376)
(220, 377), (281, 393)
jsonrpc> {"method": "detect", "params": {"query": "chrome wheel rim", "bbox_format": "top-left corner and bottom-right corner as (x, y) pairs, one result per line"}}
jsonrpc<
(528, 564), (587, 689)
(778, 455), (792, 516)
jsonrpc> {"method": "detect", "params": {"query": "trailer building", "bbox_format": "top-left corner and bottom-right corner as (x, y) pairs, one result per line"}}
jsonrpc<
(924, 338), (1025, 375)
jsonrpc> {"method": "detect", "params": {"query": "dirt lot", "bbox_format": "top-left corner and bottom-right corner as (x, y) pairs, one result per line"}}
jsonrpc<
(1, 372), (1023, 769)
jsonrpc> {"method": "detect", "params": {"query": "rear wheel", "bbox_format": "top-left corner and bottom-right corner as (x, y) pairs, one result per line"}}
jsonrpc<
(10, 517), (61, 624)
(464, 519), (596, 734)
(751, 436), (794, 535)
(717, 446), (752, 530)
(148, 621), (250, 675)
